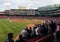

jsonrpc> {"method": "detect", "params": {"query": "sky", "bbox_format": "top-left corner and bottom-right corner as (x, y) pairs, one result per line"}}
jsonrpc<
(0, 0), (60, 11)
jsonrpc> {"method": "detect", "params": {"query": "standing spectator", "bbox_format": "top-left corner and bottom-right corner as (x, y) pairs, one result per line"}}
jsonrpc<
(35, 24), (41, 36)
(5, 33), (14, 42)
(49, 20), (57, 33)
(20, 28), (28, 39)
(35, 26), (39, 36)
(40, 24), (48, 36)
(56, 23), (60, 31)
(27, 27), (32, 39)
(16, 35), (26, 42)
(46, 20), (52, 34)
(31, 26), (37, 37)
(55, 23), (60, 42)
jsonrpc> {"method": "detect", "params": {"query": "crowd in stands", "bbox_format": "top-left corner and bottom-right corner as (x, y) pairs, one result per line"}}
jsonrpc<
(5, 20), (60, 42)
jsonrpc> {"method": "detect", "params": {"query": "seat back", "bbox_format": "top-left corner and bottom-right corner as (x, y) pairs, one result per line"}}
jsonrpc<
(36, 34), (53, 42)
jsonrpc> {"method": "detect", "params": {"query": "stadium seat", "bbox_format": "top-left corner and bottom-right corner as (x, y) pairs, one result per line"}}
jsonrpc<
(26, 36), (42, 42)
(35, 34), (53, 42)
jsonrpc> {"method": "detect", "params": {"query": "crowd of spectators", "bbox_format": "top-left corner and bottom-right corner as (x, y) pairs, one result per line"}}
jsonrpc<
(5, 20), (60, 42)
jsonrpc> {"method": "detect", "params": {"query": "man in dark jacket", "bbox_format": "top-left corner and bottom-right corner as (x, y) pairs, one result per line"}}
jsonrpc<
(16, 35), (26, 42)
(40, 24), (48, 36)
(49, 20), (57, 33)
(5, 33), (14, 42)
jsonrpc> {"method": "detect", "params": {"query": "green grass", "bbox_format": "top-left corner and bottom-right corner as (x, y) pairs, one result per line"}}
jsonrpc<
(0, 19), (42, 42)
(0, 19), (31, 42)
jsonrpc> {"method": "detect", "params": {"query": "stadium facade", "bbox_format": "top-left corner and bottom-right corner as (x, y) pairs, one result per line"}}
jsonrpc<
(4, 5), (60, 16)
(0, 4), (60, 17)
(5, 9), (38, 16)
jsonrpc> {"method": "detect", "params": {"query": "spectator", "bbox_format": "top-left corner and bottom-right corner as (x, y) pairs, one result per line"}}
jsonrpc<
(27, 27), (32, 39)
(5, 33), (14, 42)
(45, 20), (52, 34)
(31, 26), (37, 37)
(56, 23), (60, 31)
(16, 35), (26, 42)
(47, 24), (52, 34)
(29, 27), (32, 33)
(20, 28), (28, 39)
(49, 20), (57, 33)
(55, 23), (60, 42)
(35, 24), (41, 36)
(40, 23), (48, 36)
(35, 26), (39, 36)
(55, 31), (60, 42)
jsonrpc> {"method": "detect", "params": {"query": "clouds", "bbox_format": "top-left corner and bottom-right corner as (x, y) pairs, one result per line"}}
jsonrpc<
(1, 0), (60, 6)
(0, 0), (60, 11)
(4, 3), (11, 6)
(8, 0), (60, 8)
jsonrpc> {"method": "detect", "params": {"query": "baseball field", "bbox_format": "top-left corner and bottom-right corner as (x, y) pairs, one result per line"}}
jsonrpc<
(0, 18), (44, 42)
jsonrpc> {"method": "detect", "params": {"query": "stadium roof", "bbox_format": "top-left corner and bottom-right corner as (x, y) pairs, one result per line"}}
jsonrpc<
(38, 4), (60, 11)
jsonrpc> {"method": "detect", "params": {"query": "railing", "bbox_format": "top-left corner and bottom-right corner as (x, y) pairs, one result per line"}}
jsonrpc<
(35, 34), (53, 42)
(26, 36), (42, 42)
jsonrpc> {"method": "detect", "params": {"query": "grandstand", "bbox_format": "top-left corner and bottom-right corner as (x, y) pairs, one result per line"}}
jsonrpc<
(0, 4), (60, 19)
(38, 4), (60, 16)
